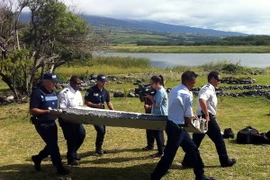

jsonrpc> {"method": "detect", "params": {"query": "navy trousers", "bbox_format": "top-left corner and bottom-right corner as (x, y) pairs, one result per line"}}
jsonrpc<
(94, 125), (106, 150)
(34, 122), (62, 167)
(151, 121), (205, 180)
(182, 115), (229, 166)
(152, 130), (164, 155)
(146, 130), (165, 149)
(59, 119), (86, 160)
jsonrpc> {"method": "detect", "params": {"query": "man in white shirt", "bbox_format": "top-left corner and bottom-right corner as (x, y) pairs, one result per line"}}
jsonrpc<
(182, 71), (236, 168)
(151, 71), (215, 180)
(58, 76), (86, 166)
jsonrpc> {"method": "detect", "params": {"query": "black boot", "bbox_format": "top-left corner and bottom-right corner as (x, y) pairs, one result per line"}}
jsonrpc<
(57, 165), (70, 175)
(223, 128), (234, 139)
(31, 155), (41, 171)
(68, 159), (79, 166)
(221, 158), (237, 167)
(95, 147), (107, 155)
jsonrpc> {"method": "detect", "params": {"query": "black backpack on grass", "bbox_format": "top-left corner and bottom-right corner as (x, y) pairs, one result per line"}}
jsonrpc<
(236, 126), (259, 144)
(252, 132), (270, 144)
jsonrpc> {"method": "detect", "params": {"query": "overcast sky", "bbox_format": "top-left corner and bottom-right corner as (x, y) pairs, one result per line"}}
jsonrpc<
(65, 0), (270, 35)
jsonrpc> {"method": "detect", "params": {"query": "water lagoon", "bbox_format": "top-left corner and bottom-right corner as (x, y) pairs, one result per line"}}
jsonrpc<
(97, 52), (270, 69)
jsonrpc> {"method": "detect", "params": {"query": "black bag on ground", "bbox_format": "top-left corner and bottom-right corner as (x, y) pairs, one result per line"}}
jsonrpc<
(236, 126), (259, 144)
(252, 133), (270, 144)
(223, 128), (235, 139)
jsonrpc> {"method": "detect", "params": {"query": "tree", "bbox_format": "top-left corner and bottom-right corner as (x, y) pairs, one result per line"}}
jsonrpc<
(0, 0), (107, 100)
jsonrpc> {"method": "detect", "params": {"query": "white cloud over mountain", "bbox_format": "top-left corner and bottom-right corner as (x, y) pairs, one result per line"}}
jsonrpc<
(65, 0), (270, 35)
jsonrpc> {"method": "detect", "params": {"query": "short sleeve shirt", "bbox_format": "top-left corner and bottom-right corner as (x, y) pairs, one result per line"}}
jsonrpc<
(168, 84), (194, 125)
(152, 86), (168, 115)
(30, 86), (57, 110)
(30, 86), (58, 122)
(84, 85), (110, 108)
(58, 85), (83, 108)
(196, 83), (217, 115)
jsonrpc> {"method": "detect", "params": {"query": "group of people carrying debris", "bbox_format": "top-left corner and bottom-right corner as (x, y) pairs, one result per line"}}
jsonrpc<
(29, 70), (236, 179)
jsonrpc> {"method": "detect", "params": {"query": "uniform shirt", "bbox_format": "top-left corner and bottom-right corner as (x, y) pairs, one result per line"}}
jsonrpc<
(196, 83), (217, 116)
(151, 86), (168, 115)
(84, 85), (110, 109)
(168, 84), (194, 125)
(30, 86), (58, 122)
(58, 85), (83, 108)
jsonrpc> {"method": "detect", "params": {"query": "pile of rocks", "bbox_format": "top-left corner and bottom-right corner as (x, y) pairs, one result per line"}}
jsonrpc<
(221, 77), (256, 84)
(0, 95), (15, 104)
(192, 84), (270, 100)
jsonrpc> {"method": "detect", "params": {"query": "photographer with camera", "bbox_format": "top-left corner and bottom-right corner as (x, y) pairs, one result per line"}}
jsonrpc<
(143, 75), (168, 158)
(140, 95), (156, 151)
(137, 84), (165, 151)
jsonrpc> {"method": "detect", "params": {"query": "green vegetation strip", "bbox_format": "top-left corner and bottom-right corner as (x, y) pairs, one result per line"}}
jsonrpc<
(109, 45), (270, 53)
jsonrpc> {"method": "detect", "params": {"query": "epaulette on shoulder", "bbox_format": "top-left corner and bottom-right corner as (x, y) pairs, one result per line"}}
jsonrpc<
(64, 89), (69, 93)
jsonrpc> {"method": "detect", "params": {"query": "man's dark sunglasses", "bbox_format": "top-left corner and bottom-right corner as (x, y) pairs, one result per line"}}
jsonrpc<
(215, 77), (222, 82)
(73, 82), (81, 85)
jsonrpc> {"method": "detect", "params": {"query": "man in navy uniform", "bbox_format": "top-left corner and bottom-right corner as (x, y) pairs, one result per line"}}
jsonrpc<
(85, 74), (114, 155)
(58, 76), (86, 166)
(30, 73), (70, 175)
(151, 71), (215, 180)
(182, 71), (236, 168)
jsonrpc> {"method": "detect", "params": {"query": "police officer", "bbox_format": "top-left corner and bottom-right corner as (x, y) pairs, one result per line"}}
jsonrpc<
(85, 74), (114, 155)
(30, 73), (70, 175)
(182, 71), (236, 168)
(151, 71), (215, 180)
(58, 76), (86, 166)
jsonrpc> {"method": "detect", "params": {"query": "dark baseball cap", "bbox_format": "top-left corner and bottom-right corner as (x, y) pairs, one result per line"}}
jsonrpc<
(43, 73), (58, 82)
(97, 74), (107, 82)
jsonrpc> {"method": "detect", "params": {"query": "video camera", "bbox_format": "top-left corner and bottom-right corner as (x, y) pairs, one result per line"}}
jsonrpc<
(135, 83), (156, 99)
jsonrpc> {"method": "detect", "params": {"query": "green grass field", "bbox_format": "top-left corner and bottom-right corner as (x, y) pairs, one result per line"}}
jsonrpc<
(0, 96), (269, 180)
(110, 32), (170, 44)
(109, 45), (270, 53)
(0, 69), (270, 180)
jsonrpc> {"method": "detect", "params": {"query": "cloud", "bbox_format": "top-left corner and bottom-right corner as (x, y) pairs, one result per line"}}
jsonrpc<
(65, 0), (270, 35)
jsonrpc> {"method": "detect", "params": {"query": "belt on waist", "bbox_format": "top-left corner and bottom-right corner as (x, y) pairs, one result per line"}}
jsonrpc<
(168, 120), (185, 128)
(200, 111), (216, 118)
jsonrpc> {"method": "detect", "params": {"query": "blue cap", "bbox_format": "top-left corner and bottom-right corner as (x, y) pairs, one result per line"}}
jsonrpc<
(43, 73), (58, 82)
(97, 74), (107, 82)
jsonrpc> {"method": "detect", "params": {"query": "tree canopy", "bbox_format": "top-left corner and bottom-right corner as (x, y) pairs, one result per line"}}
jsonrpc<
(0, 0), (107, 100)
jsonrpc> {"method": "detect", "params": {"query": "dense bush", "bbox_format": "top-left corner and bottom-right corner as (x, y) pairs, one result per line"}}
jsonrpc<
(221, 63), (245, 74)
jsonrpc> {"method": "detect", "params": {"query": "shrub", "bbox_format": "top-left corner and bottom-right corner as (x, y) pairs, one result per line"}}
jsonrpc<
(221, 63), (245, 74)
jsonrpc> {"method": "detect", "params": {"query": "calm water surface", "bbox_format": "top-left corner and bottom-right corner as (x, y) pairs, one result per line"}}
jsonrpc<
(97, 52), (270, 69)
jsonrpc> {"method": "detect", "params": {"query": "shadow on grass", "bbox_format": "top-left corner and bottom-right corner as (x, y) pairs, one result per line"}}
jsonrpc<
(79, 148), (144, 159)
(0, 162), (158, 180)
(170, 164), (220, 170)
(81, 155), (150, 165)
(226, 139), (238, 144)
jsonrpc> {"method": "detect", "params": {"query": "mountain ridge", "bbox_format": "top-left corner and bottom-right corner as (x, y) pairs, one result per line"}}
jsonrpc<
(82, 15), (246, 36)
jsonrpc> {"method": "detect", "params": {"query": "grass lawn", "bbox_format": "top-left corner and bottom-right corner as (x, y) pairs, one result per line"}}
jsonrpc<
(0, 67), (269, 180)
(0, 95), (269, 180)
